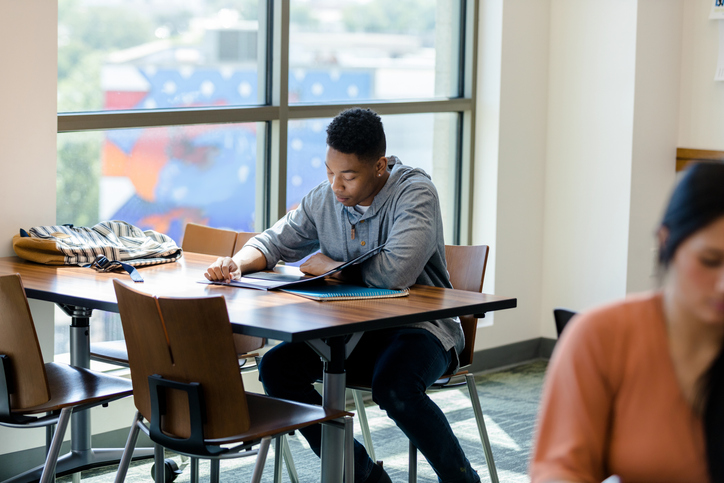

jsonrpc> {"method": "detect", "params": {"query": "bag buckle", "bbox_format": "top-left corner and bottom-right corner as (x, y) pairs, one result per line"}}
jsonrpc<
(89, 255), (144, 283)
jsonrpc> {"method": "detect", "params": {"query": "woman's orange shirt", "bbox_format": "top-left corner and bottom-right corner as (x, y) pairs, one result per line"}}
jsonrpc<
(530, 292), (709, 483)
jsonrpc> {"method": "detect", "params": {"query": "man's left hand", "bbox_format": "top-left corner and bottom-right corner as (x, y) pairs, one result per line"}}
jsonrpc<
(299, 253), (343, 276)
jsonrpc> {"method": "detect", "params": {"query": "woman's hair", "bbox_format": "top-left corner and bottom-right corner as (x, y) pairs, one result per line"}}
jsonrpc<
(659, 162), (724, 482)
(659, 162), (724, 265)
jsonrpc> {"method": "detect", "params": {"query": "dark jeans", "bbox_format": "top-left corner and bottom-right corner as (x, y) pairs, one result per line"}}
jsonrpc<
(258, 327), (480, 483)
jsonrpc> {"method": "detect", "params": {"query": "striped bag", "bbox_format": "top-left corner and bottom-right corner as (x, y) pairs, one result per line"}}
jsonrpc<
(12, 220), (182, 268)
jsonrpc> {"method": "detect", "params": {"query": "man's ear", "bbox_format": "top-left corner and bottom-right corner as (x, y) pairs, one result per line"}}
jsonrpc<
(376, 156), (388, 176)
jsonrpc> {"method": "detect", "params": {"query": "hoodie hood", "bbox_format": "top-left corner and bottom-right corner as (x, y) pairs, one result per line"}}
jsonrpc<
(344, 155), (433, 223)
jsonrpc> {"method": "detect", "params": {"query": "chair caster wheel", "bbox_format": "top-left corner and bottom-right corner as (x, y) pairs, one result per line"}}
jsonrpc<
(151, 458), (182, 483)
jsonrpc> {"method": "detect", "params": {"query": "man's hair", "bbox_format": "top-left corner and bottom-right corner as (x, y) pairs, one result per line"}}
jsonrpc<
(326, 108), (386, 163)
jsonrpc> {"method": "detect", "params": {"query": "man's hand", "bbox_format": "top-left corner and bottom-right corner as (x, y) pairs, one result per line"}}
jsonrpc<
(205, 257), (241, 282)
(299, 253), (343, 277)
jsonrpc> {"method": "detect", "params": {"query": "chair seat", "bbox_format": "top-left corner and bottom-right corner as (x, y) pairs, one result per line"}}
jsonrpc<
(91, 340), (260, 370)
(11, 362), (132, 415)
(431, 370), (469, 388)
(90, 340), (130, 366)
(204, 392), (350, 445)
(344, 367), (470, 392)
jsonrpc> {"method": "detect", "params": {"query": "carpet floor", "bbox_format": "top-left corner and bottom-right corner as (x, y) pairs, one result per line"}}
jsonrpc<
(58, 360), (547, 483)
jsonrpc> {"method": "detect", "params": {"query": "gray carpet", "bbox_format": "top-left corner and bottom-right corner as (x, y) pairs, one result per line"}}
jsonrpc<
(58, 360), (547, 483)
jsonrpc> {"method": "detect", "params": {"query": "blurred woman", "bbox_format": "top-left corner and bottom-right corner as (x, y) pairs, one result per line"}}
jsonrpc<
(530, 162), (724, 483)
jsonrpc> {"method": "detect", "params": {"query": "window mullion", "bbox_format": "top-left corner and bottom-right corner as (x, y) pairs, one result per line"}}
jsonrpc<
(267, 0), (290, 227)
(255, 0), (274, 232)
(457, 0), (478, 245)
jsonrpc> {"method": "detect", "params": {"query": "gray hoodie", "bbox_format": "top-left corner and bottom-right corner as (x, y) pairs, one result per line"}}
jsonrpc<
(247, 156), (465, 357)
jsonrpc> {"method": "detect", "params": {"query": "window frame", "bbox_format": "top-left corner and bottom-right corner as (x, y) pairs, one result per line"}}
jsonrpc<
(57, 0), (478, 244)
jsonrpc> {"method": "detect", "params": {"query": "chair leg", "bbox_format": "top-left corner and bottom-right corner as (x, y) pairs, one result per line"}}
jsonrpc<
(260, 372), (300, 483)
(250, 437), (272, 483)
(281, 435), (300, 483)
(114, 411), (144, 483)
(45, 420), (56, 483)
(153, 443), (165, 483)
(210, 459), (220, 483)
(273, 437), (283, 483)
(352, 389), (376, 462)
(190, 458), (200, 483)
(465, 374), (499, 483)
(38, 407), (71, 483)
(344, 416), (355, 483)
(45, 420), (55, 456)
(408, 440), (417, 483)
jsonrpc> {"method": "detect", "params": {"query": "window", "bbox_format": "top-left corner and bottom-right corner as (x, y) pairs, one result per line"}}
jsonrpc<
(288, 0), (460, 103)
(59, 123), (258, 242)
(56, 0), (477, 357)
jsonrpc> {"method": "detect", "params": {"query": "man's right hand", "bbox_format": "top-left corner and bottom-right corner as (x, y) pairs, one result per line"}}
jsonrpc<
(205, 257), (241, 283)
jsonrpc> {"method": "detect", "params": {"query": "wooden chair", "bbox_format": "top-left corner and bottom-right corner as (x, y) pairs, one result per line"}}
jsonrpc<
(112, 280), (352, 483)
(553, 308), (577, 337)
(90, 224), (265, 369)
(349, 245), (499, 483)
(233, 231), (260, 255)
(181, 222), (238, 258)
(0, 274), (133, 483)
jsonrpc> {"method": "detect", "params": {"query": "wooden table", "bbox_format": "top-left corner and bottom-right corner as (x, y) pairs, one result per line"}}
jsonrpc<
(0, 253), (517, 482)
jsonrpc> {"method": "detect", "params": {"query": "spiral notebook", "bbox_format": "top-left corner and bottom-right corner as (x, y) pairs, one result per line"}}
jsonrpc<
(281, 284), (409, 301)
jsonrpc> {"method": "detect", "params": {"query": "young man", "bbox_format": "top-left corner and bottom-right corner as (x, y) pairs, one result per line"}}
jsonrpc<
(205, 108), (480, 483)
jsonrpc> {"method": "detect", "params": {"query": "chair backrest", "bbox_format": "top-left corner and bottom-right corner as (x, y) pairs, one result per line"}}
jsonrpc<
(113, 280), (250, 439)
(181, 223), (237, 257)
(445, 245), (489, 369)
(0, 274), (50, 411)
(232, 231), (265, 354)
(181, 225), (264, 354)
(233, 231), (260, 255)
(230, 231), (266, 353)
(553, 308), (577, 338)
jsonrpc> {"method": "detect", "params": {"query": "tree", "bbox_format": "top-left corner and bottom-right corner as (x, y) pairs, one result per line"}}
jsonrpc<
(56, 132), (102, 227)
(58, 0), (156, 111)
(57, 0), (155, 226)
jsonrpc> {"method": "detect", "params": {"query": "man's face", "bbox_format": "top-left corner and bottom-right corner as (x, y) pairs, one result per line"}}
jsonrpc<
(325, 147), (386, 207)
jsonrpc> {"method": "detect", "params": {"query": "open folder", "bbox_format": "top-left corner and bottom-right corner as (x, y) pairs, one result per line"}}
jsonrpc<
(202, 243), (387, 291)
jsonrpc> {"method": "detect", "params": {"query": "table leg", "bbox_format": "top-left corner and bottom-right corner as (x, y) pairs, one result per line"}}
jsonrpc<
(321, 372), (346, 482)
(310, 337), (347, 483)
(307, 334), (364, 483)
(64, 305), (93, 460)
(62, 304), (154, 469)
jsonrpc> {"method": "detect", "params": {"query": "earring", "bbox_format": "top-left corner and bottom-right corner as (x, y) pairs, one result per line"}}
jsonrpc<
(378, 173), (382, 177)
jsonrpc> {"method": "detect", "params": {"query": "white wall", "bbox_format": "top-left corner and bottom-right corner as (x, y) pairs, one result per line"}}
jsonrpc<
(0, 4), (57, 252)
(626, 0), (682, 295)
(539, 0), (638, 337)
(0, 0), (60, 455)
(679, 0), (724, 150)
(475, 0), (685, 347)
(473, 0), (503, 320)
(473, 0), (550, 349)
